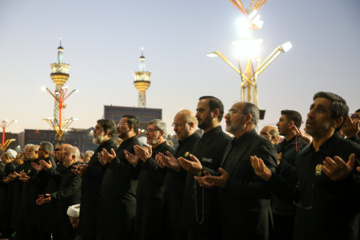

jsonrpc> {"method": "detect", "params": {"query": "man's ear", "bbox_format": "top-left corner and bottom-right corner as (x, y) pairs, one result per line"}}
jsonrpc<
(104, 129), (110, 137)
(188, 122), (195, 130)
(244, 114), (252, 124)
(289, 121), (294, 127)
(211, 109), (220, 119)
(334, 117), (344, 129)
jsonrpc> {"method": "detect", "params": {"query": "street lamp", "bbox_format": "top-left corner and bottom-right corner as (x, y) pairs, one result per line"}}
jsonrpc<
(0, 119), (17, 152)
(42, 86), (79, 144)
(208, 0), (292, 106)
(207, 41), (292, 105)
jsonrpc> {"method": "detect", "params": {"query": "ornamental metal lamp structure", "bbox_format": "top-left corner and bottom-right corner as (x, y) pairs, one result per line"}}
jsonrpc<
(43, 39), (78, 145)
(0, 119), (17, 152)
(133, 47), (151, 108)
(207, 0), (292, 106)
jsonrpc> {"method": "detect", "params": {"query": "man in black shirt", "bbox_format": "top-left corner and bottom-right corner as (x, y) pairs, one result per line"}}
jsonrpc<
(96, 115), (142, 240)
(178, 96), (232, 240)
(125, 119), (175, 240)
(273, 110), (306, 240)
(74, 119), (117, 240)
(196, 102), (277, 240)
(157, 109), (201, 240)
(252, 91), (360, 240)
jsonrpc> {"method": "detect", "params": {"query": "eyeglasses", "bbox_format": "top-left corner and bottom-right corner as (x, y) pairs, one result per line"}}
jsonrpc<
(145, 128), (160, 133)
(350, 113), (360, 119)
(172, 122), (188, 128)
(117, 123), (129, 127)
(292, 181), (313, 210)
(227, 109), (238, 115)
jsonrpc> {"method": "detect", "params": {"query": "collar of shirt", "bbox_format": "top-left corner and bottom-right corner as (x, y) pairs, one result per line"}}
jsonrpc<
(200, 125), (223, 145)
(178, 131), (201, 146)
(120, 136), (137, 149)
(302, 131), (340, 156)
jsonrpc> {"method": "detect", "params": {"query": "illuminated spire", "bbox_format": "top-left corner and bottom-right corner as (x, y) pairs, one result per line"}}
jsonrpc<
(133, 47), (151, 108)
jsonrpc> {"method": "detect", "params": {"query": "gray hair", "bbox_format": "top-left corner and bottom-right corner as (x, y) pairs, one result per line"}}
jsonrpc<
(149, 119), (168, 138)
(40, 141), (54, 155)
(69, 147), (80, 161)
(85, 150), (94, 157)
(242, 102), (259, 127)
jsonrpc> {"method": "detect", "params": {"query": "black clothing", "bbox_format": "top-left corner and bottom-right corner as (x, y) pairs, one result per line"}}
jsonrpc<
(0, 162), (16, 236)
(180, 126), (232, 240)
(267, 132), (360, 240)
(77, 139), (117, 240)
(51, 162), (81, 240)
(96, 136), (141, 240)
(219, 129), (277, 240)
(272, 135), (306, 240)
(135, 141), (175, 240)
(161, 132), (201, 240)
(349, 135), (360, 145)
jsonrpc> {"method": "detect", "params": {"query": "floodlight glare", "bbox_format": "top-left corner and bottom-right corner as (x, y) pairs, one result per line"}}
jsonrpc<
(206, 52), (218, 58)
(280, 42), (293, 53)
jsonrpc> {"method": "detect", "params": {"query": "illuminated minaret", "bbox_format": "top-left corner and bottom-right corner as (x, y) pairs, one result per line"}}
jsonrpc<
(133, 48), (151, 108)
(50, 38), (71, 127)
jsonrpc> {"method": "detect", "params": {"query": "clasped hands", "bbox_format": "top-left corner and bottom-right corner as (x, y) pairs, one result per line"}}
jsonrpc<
(124, 145), (152, 167)
(35, 193), (51, 205)
(31, 159), (53, 172)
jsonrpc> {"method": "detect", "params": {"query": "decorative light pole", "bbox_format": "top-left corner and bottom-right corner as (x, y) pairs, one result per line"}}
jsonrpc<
(133, 47), (151, 108)
(207, 0), (292, 106)
(43, 39), (78, 145)
(0, 119), (17, 152)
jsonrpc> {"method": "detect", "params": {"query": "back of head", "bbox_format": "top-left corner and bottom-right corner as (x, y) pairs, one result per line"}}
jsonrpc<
(97, 119), (116, 138)
(241, 102), (259, 127)
(123, 115), (140, 134)
(281, 110), (302, 128)
(40, 141), (54, 155)
(313, 91), (348, 131)
(69, 147), (80, 161)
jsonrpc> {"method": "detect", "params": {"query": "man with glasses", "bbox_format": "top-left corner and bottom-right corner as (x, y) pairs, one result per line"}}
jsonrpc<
(195, 102), (277, 240)
(342, 109), (360, 144)
(125, 119), (175, 240)
(177, 96), (232, 240)
(96, 115), (141, 240)
(251, 92), (360, 240)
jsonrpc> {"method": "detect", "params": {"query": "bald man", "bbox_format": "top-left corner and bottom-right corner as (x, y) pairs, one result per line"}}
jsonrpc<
(260, 126), (280, 145)
(158, 109), (201, 240)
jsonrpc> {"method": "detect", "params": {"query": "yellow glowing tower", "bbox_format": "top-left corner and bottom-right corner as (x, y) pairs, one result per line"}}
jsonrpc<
(133, 48), (151, 108)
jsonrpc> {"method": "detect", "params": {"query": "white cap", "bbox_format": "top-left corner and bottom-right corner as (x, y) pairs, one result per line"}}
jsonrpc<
(7, 149), (17, 159)
(67, 204), (80, 218)
(138, 136), (149, 147)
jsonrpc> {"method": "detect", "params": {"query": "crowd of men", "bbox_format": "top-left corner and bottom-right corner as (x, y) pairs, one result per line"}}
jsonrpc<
(0, 92), (360, 240)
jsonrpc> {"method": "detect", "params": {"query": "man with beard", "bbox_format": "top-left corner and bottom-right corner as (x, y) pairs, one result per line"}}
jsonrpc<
(96, 115), (141, 240)
(195, 102), (277, 240)
(156, 109), (201, 240)
(251, 92), (360, 240)
(36, 146), (81, 240)
(177, 96), (232, 240)
(125, 119), (175, 240)
(272, 110), (306, 240)
(74, 119), (117, 240)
